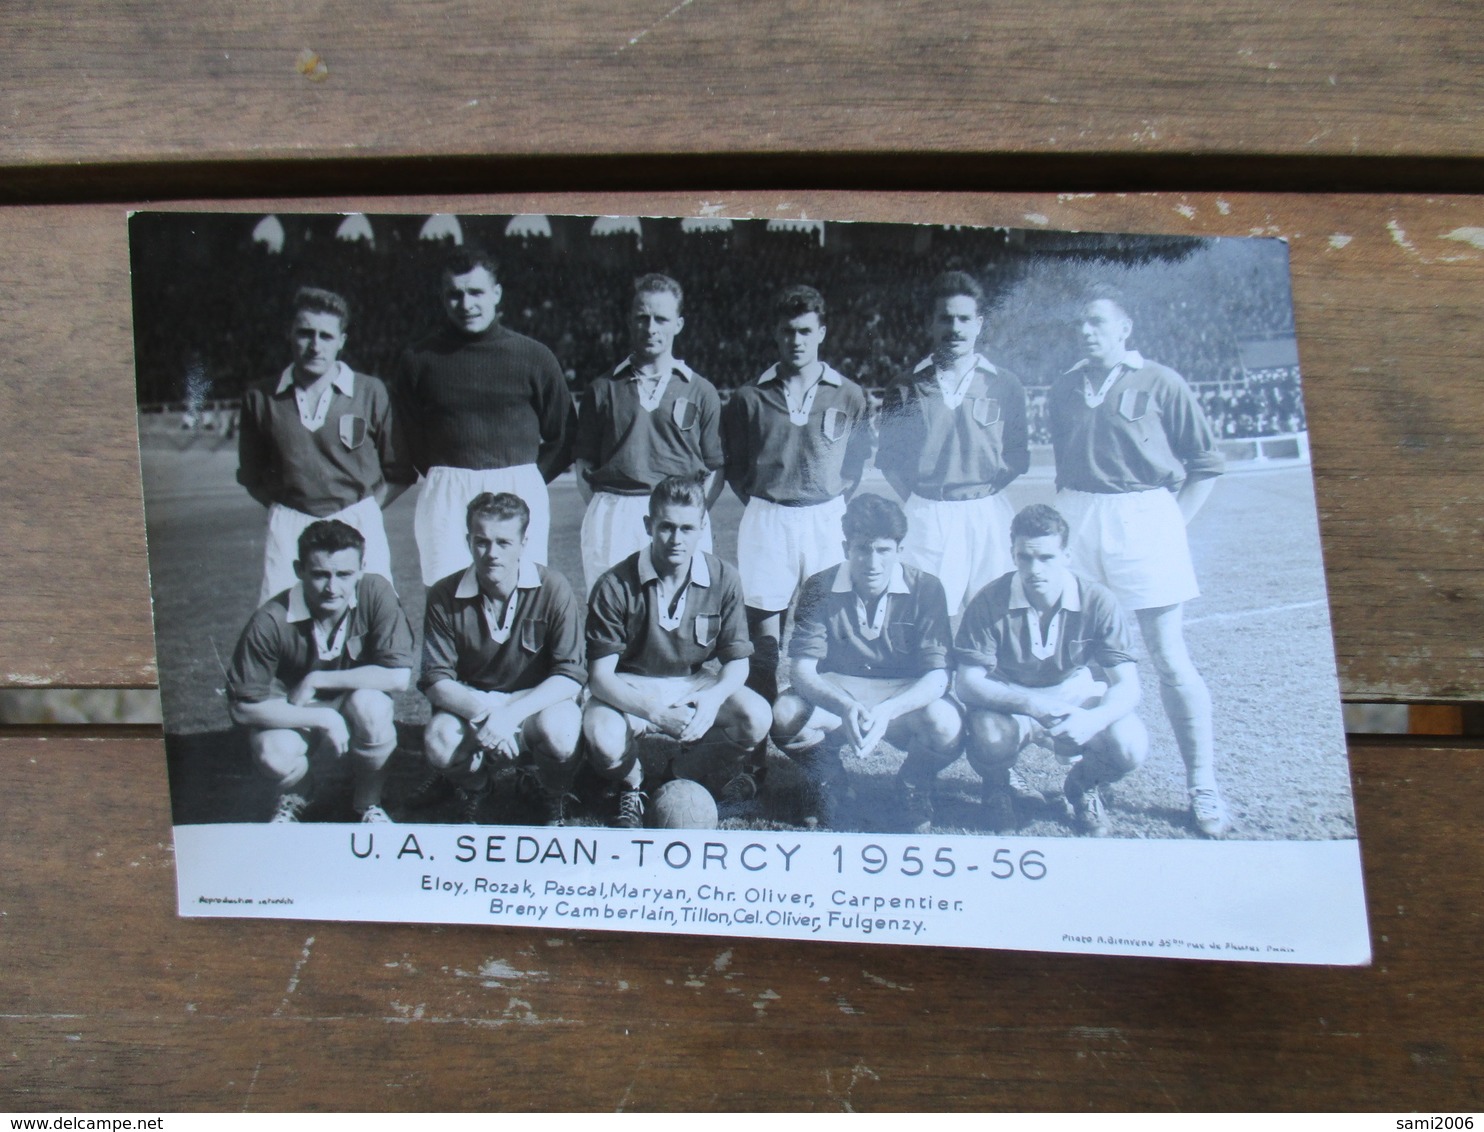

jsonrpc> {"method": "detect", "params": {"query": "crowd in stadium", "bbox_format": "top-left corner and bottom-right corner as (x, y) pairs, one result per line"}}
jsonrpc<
(132, 213), (1305, 440)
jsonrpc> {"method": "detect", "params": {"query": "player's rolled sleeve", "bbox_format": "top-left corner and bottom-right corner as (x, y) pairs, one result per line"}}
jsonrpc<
(913, 574), (952, 671)
(534, 356), (577, 483)
(786, 574), (832, 661)
(1164, 378), (1224, 481)
(1085, 586), (1138, 670)
(952, 595), (1002, 671)
(712, 570), (754, 664)
(226, 610), (284, 705)
(417, 591), (463, 693)
(361, 576), (418, 669)
(585, 573), (633, 665)
(544, 574), (589, 685)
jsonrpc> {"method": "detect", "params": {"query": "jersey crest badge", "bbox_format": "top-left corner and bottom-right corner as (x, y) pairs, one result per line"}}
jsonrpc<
(972, 397), (1001, 426)
(672, 397), (698, 430)
(519, 617), (545, 654)
(693, 613), (719, 648)
(1118, 389), (1151, 421)
(339, 414), (367, 449)
(822, 407), (848, 442)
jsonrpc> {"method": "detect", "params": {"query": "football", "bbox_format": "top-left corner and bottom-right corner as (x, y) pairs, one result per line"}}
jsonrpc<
(650, 778), (719, 830)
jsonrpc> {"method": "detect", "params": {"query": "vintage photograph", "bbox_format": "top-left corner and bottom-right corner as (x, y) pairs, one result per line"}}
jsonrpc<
(131, 209), (1367, 959)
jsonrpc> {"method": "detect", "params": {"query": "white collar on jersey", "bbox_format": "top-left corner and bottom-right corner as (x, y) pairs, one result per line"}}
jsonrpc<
(285, 580), (360, 623)
(637, 547), (711, 588)
(276, 361), (356, 397)
(1064, 349), (1146, 377)
(757, 362), (844, 386)
(454, 557), (542, 600)
(1008, 571), (1082, 612)
(913, 352), (998, 376)
(613, 356), (694, 381)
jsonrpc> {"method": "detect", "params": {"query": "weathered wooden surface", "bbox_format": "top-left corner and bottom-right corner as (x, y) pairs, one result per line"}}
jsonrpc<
(1, 191), (1481, 698)
(1, 1), (1479, 183)
(0, 734), (1475, 1110)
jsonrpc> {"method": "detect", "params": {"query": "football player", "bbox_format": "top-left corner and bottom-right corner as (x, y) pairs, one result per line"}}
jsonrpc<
(771, 493), (963, 832)
(876, 271), (1029, 614)
(237, 287), (412, 605)
(583, 476), (771, 828)
(394, 247), (576, 586)
(574, 273), (724, 594)
(1048, 284), (1227, 836)
(415, 492), (586, 826)
(955, 504), (1149, 836)
(226, 520), (416, 823)
(720, 284), (874, 741)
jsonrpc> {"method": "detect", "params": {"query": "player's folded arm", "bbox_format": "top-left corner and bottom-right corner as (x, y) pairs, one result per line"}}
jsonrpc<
(303, 664), (411, 695)
(585, 653), (654, 720)
(953, 660), (1037, 718)
(1092, 660), (1142, 722)
(423, 677), (492, 722)
(788, 657), (859, 719)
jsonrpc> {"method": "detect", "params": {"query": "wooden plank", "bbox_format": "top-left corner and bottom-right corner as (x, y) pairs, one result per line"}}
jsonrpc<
(1, 733), (1477, 1110)
(2, 192), (1482, 698)
(0, 1), (1479, 180)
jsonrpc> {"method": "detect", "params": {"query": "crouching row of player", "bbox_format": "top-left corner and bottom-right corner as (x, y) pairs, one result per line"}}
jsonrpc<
(226, 474), (1146, 838)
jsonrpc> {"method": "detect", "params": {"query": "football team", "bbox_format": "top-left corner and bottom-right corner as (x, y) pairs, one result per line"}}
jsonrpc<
(226, 250), (1229, 838)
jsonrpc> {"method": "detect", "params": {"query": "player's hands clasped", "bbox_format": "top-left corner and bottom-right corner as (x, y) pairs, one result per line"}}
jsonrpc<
(1048, 707), (1102, 748)
(678, 694), (721, 744)
(651, 702), (696, 740)
(473, 708), (521, 761)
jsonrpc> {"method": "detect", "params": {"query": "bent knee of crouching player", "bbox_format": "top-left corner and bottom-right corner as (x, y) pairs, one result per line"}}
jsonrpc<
(341, 688), (395, 750)
(581, 699), (635, 775)
(965, 709), (1022, 772)
(1091, 711), (1150, 777)
(423, 711), (472, 771)
(250, 728), (311, 788)
(524, 700), (583, 769)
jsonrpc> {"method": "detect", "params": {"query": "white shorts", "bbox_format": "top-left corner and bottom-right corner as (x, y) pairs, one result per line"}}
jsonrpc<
(588, 672), (717, 737)
(260, 497), (392, 606)
(1057, 488), (1199, 610)
(737, 496), (847, 611)
(413, 464), (549, 586)
(901, 492), (1015, 613)
(581, 491), (713, 595)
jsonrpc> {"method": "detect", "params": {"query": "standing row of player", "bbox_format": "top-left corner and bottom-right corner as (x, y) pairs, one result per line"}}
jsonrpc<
(230, 248), (1228, 837)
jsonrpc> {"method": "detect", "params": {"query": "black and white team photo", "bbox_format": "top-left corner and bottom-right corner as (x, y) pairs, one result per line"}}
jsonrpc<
(131, 210), (1357, 849)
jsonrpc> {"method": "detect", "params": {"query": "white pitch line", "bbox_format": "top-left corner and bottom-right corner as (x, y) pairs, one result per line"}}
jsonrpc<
(1185, 598), (1327, 627)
